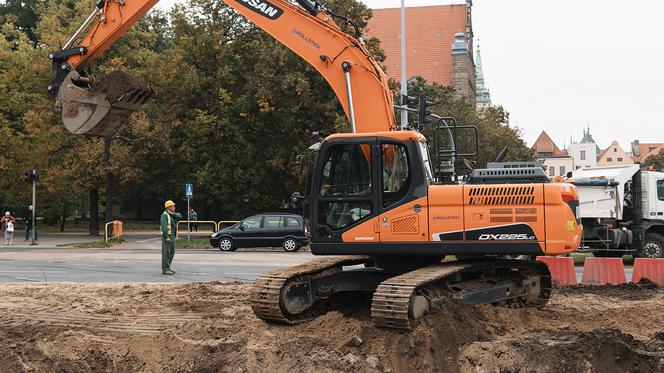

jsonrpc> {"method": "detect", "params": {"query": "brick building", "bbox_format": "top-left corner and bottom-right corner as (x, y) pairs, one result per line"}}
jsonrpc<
(366, 2), (477, 106)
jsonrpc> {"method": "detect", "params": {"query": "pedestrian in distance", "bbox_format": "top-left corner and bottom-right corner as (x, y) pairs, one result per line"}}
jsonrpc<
(1, 211), (16, 246)
(160, 200), (182, 275)
(24, 205), (37, 241)
(188, 207), (198, 232)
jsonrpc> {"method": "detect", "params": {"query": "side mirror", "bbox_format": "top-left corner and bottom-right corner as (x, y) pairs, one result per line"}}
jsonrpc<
(291, 192), (304, 205)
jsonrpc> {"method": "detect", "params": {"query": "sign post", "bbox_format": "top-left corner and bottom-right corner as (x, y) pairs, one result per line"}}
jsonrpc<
(185, 184), (193, 244)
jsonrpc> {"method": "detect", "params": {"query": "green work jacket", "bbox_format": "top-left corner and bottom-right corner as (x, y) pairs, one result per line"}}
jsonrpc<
(160, 210), (182, 240)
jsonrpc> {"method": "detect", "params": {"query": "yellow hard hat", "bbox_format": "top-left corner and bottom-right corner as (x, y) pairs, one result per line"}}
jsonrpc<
(164, 200), (175, 208)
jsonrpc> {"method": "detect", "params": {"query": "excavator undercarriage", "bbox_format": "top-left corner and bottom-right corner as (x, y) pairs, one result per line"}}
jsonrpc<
(251, 256), (551, 330)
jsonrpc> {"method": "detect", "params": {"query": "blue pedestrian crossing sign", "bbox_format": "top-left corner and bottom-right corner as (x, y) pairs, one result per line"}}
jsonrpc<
(185, 183), (193, 197)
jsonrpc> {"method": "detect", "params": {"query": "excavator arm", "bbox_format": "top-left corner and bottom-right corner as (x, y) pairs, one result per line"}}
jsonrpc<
(49, 0), (396, 136)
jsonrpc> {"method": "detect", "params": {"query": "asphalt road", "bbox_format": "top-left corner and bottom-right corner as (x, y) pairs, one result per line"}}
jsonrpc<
(0, 232), (634, 283)
(0, 246), (316, 283)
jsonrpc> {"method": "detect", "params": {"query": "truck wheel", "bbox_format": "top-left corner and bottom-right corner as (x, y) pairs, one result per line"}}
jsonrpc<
(640, 233), (664, 259)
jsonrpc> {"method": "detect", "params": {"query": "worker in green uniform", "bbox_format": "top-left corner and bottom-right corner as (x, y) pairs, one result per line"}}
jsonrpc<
(160, 200), (182, 275)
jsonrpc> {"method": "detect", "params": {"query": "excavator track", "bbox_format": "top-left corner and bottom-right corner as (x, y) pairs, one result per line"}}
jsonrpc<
(371, 259), (551, 330)
(251, 256), (373, 324)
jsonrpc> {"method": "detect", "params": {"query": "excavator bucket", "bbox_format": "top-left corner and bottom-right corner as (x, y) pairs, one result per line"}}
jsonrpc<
(56, 70), (154, 136)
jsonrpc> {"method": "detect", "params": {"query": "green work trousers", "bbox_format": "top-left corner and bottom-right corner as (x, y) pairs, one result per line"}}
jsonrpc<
(162, 238), (175, 271)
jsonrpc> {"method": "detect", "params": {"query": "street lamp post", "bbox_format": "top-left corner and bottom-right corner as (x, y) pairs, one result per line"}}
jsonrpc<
(400, 0), (408, 129)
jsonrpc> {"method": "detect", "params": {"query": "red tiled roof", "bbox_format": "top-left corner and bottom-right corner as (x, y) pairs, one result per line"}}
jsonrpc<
(532, 131), (567, 157)
(365, 5), (468, 85)
(633, 143), (664, 163)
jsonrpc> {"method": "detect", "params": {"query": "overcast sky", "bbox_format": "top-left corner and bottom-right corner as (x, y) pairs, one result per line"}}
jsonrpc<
(156, 0), (664, 150)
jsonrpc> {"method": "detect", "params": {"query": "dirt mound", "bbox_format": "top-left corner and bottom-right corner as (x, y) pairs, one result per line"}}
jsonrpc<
(92, 70), (154, 103)
(460, 329), (664, 372)
(1, 283), (664, 372)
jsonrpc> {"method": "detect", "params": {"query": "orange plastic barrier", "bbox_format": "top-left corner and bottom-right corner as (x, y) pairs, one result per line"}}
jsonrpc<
(631, 258), (664, 285)
(536, 256), (577, 286)
(581, 257), (626, 285)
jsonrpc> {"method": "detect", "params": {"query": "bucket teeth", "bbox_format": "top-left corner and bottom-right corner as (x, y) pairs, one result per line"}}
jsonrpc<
(57, 70), (153, 137)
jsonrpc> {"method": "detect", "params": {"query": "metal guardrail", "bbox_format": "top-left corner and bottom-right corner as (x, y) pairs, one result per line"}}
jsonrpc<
(104, 220), (123, 243)
(176, 220), (219, 237)
(217, 220), (240, 229)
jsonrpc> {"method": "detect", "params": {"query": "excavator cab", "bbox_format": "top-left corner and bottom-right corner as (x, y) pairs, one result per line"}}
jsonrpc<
(52, 68), (153, 136)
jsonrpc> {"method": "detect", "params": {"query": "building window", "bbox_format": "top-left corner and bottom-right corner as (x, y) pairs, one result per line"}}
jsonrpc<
(580, 150), (586, 161)
(613, 148), (617, 152)
(549, 166), (555, 176)
(618, 157), (623, 162)
(538, 152), (553, 158)
(576, 166), (581, 170)
(607, 157), (612, 162)
(560, 166), (566, 176)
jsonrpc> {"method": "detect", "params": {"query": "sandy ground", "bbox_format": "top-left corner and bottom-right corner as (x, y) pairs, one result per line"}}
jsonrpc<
(1, 280), (664, 373)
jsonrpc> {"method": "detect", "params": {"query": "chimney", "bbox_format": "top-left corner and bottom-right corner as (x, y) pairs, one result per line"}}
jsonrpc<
(451, 32), (476, 107)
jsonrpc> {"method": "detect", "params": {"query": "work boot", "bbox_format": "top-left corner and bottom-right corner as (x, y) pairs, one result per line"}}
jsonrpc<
(162, 269), (175, 275)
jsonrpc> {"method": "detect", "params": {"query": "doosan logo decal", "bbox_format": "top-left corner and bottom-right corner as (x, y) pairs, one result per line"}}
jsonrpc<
(235, 0), (284, 20)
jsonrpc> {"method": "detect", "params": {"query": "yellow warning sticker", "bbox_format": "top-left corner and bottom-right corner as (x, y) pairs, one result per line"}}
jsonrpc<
(567, 220), (575, 231)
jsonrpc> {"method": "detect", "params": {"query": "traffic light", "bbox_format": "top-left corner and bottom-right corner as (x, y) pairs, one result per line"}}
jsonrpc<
(24, 169), (39, 183)
(418, 96), (434, 126)
(400, 94), (416, 108)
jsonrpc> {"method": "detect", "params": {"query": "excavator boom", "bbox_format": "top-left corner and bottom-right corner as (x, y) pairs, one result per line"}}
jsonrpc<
(49, 0), (396, 136)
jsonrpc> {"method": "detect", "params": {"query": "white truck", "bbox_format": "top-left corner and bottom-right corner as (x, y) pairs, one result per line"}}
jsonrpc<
(570, 165), (664, 258)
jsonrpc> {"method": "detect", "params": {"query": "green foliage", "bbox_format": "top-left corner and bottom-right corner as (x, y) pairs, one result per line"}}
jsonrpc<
(401, 77), (533, 172)
(645, 149), (664, 172)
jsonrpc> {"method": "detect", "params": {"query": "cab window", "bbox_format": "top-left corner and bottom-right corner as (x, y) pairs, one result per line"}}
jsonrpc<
(658, 180), (664, 201)
(318, 143), (373, 231)
(320, 143), (372, 196)
(382, 143), (410, 207)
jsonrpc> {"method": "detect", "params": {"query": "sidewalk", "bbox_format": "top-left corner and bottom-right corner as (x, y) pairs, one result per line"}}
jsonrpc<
(1, 233), (94, 249)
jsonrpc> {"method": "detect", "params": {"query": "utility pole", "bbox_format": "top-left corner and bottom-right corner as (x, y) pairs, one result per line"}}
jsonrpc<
(31, 171), (37, 245)
(24, 169), (39, 245)
(400, 0), (408, 129)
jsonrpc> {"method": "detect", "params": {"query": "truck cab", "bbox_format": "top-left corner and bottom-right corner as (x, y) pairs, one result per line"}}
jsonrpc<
(571, 165), (664, 258)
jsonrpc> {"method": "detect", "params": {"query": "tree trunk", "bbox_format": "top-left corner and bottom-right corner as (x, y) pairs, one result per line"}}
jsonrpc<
(59, 201), (69, 232)
(89, 188), (99, 236)
(103, 136), (113, 222)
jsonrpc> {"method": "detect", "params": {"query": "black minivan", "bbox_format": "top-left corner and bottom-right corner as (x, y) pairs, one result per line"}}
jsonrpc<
(210, 213), (310, 252)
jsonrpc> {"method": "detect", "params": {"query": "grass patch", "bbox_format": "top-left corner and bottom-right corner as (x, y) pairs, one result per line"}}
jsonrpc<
(67, 238), (123, 248)
(176, 238), (211, 249)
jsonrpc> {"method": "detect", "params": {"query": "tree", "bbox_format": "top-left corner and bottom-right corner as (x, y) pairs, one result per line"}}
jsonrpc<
(645, 149), (664, 172)
(400, 77), (533, 173)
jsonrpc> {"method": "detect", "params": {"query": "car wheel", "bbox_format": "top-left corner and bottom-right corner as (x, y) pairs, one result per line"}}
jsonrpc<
(282, 238), (299, 252)
(218, 237), (236, 252)
(638, 233), (664, 259)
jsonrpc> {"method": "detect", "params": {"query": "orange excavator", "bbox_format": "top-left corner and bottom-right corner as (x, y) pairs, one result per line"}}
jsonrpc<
(49, 0), (582, 329)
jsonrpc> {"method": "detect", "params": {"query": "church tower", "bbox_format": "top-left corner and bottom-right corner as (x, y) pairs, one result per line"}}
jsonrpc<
(475, 44), (491, 109)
